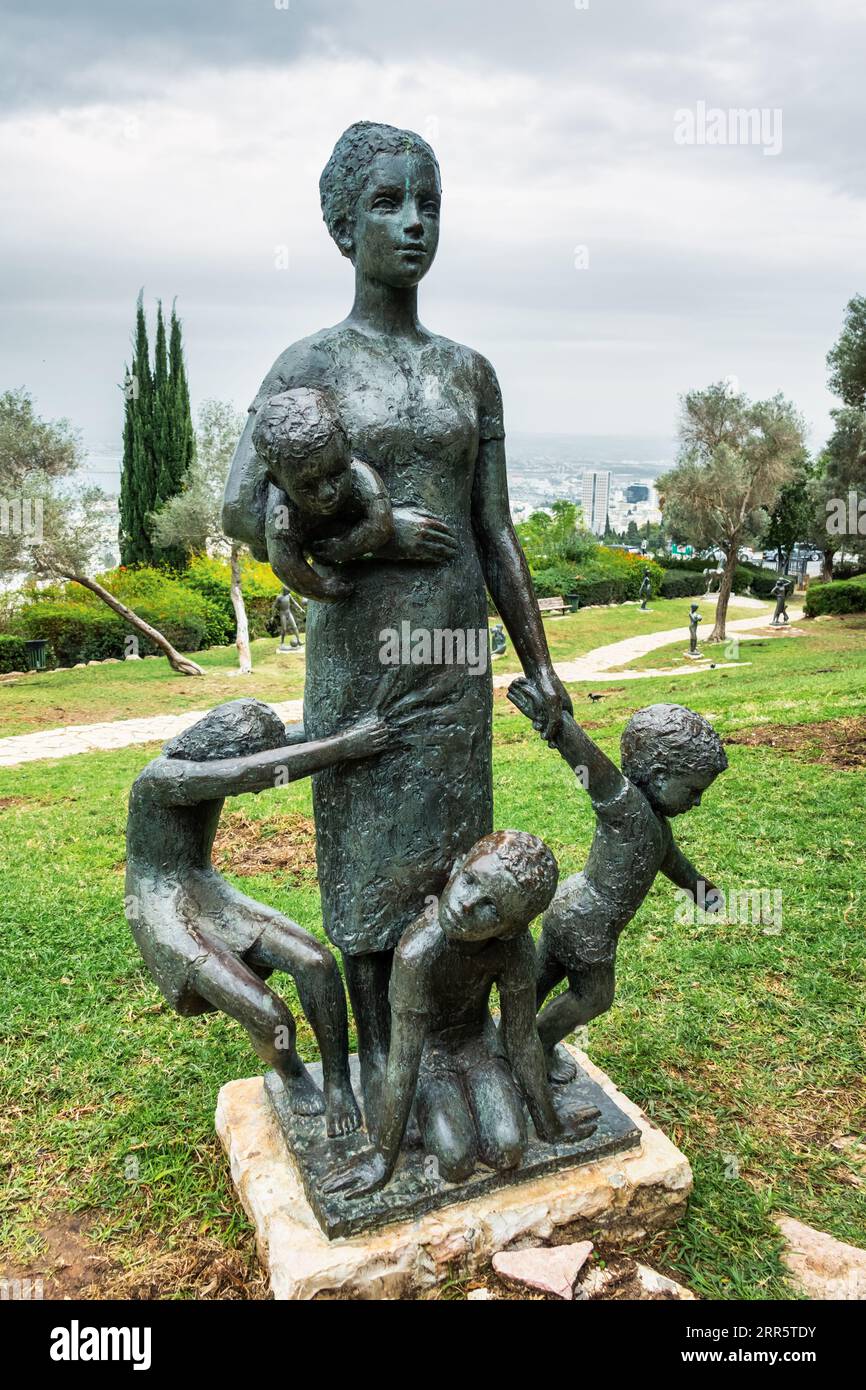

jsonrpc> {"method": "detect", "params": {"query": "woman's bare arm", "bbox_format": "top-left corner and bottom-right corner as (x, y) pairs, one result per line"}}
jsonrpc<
(472, 435), (571, 738)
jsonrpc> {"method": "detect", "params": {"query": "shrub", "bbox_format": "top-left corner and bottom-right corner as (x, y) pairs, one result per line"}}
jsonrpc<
(11, 569), (221, 663)
(804, 574), (866, 617)
(660, 569), (706, 598)
(184, 554), (284, 639)
(12, 601), (130, 664)
(0, 634), (29, 673)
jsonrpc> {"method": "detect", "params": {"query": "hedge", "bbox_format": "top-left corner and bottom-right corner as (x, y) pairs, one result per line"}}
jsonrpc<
(804, 574), (866, 617)
(532, 550), (664, 607)
(660, 569), (706, 598)
(12, 595), (214, 664)
(0, 634), (29, 673)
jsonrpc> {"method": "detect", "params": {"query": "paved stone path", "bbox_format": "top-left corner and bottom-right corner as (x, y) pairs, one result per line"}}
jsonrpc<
(0, 604), (799, 768)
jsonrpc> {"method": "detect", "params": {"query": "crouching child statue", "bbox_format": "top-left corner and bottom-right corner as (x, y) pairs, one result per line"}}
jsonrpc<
(124, 698), (387, 1137)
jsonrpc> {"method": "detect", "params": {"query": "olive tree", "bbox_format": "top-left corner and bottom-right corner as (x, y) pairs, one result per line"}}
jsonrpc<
(658, 382), (806, 641)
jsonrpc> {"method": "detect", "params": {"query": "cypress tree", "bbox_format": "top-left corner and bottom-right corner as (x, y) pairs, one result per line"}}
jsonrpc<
(118, 291), (155, 565)
(151, 302), (194, 568)
(118, 295), (195, 569)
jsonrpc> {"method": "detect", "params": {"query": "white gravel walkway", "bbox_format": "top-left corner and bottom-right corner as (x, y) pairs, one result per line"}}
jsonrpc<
(0, 603), (798, 768)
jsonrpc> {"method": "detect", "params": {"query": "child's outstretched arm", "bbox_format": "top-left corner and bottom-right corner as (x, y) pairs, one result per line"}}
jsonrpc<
(147, 717), (388, 806)
(661, 840), (723, 911)
(500, 978), (599, 1143)
(508, 676), (624, 803)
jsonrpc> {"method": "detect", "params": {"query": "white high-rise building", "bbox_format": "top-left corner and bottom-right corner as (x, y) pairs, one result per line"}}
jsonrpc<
(581, 470), (611, 535)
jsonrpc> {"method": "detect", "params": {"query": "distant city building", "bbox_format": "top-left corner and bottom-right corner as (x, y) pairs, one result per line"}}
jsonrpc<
(625, 484), (649, 504)
(581, 469), (611, 535)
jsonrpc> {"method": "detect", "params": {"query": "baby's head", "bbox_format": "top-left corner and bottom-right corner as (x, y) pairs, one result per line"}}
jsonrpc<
(438, 830), (559, 945)
(620, 703), (727, 818)
(163, 699), (287, 761)
(252, 386), (352, 518)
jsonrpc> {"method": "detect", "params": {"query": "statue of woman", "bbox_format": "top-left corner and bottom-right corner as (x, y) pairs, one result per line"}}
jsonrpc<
(223, 122), (569, 1124)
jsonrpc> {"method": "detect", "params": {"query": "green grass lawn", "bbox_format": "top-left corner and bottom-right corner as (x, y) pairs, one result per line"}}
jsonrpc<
(0, 594), (763, 739)
(1, 615), (864, 1299)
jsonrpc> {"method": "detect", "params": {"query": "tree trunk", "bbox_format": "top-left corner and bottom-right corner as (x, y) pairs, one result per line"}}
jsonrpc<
(66, 572), (204, 676)
(230, 542), (252, 675)
(822, 547), (835, 582)
(709, 544), (738, 642)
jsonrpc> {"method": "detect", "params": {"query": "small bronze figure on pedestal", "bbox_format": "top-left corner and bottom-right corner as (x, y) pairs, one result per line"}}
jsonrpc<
(638, 568), (652, 610)
(770, 576), (792, 626)
(272, 588), (306, 650)
(688, 602), (701, 655)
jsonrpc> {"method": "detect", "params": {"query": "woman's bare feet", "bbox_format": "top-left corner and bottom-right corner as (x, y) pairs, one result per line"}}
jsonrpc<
(546, 1044), (578, 1085)
(325, 1080), (362, 1137)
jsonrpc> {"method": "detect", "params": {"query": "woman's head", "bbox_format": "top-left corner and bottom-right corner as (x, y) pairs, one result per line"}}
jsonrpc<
(320, 121), (441, 287)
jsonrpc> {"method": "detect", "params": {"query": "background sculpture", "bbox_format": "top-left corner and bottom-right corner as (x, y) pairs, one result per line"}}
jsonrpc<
(770, 576), (792, 625)
(273, 588), (306, 650)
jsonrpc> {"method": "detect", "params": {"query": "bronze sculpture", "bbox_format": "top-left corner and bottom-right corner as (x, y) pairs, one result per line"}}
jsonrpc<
(123, 121), (731, 1235)
(770, 576), (792, 625)
(223, 121), (570, 1132)
(688, 601), (701, 655)
(508, 681), (727, 1082)
(273, 588), (305, 650)
(124, 698), (387, 1135)
(638, 568), (652, 610)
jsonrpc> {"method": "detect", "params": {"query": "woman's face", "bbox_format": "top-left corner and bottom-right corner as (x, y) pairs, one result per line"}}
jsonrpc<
(350, 150), (441, 287)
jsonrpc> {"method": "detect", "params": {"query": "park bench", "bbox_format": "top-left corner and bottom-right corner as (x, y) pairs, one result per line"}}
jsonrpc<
(537, 595), (569, 617)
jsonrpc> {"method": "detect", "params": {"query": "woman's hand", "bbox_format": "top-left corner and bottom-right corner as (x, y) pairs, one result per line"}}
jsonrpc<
(387, 507), (459, 564)
(510, 670), (572, 743)
(320, 1147), (390, 1200)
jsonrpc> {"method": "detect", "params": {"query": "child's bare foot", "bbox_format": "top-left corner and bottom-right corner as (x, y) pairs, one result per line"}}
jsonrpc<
(546, 1044), (578, 1085)
(282, 1066), (326, 1117)
(325, 1081), (362, 1137)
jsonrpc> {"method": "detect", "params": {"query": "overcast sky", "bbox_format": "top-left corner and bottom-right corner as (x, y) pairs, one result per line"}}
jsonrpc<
(2, 0), (864, 474)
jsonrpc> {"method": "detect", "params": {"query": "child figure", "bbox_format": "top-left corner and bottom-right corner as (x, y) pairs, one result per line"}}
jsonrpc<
(321, 831), (599, 1200)
(252, 386), (393, 602)
(688, 602), (701, 655)
(508, 680), (727, 1083)
(125, 698), (387, 1136)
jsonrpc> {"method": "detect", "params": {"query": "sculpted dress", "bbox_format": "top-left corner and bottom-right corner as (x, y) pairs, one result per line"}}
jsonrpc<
(229, 324), (504, 956)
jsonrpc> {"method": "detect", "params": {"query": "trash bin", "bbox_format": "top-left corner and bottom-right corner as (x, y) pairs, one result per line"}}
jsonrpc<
(566, 593), (580, 613)
(25, 639), (48, 672)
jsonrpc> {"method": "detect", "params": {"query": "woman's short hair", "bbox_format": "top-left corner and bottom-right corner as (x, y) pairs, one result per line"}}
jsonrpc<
(320, 121), (440, 257)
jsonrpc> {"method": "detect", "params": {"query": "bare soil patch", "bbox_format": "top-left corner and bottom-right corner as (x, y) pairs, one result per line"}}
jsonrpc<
(213, 810), (318, 880)
(725, 716), (866, 770)
(1, 1213), (267, 1300)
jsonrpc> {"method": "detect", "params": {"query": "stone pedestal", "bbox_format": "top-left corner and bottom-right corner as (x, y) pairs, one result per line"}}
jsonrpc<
(215, 1048), (692, 1300)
